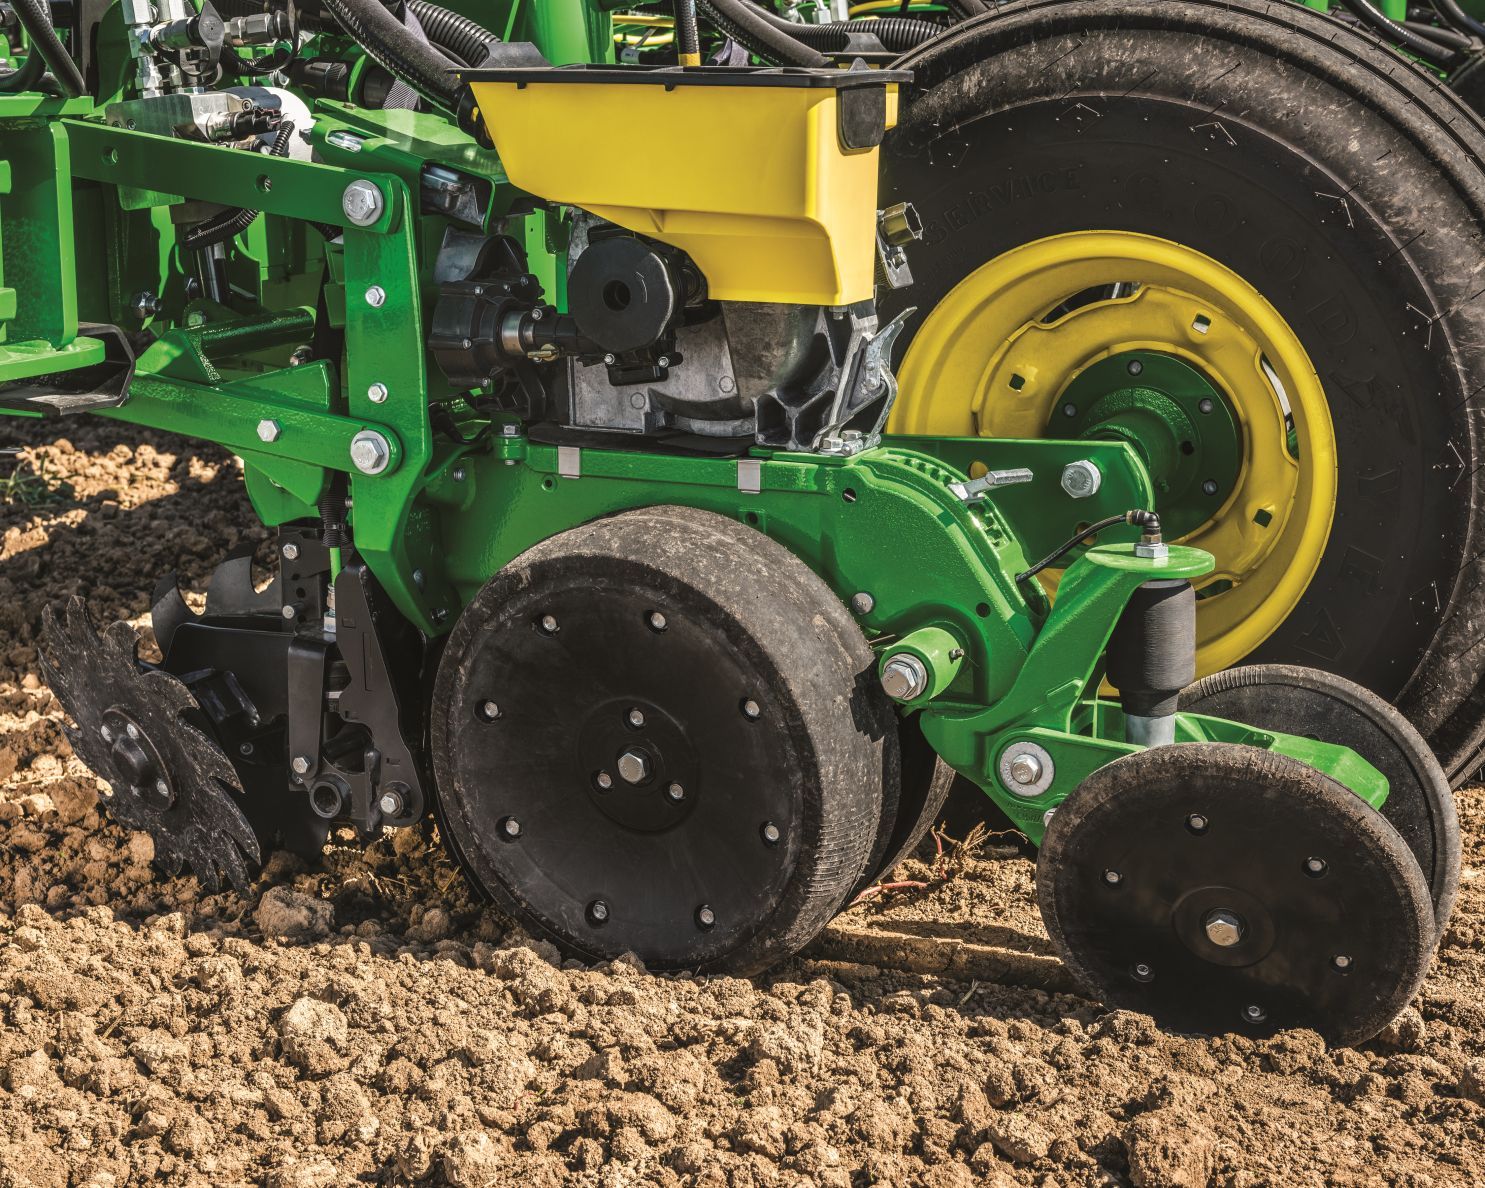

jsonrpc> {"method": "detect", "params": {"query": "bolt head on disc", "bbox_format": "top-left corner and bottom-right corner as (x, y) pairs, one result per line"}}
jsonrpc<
(1036, 743), (1433, 1046)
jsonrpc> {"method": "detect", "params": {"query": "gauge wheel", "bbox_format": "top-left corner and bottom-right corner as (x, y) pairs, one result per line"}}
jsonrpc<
(429, 506), (886, 975)
(1037, 743), (1434, 1046)
(882, 0), (1485, 780)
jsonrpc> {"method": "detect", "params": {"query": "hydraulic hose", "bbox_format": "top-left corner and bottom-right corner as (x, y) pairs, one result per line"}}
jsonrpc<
(182, 120), (295, 251)
(788, 16), (941, 51)
(1332, 0), (1460, 68)
(9, 0), (85, 96)
(1430, 0), (1485, 39)
(674, 0), (702, 64)
(407, 1), (501, 69)
(695, 0), (828, 66)
(1016, 510), (1163, 586)
(0, 42), (47, 92)
(321, 0), (459, 111)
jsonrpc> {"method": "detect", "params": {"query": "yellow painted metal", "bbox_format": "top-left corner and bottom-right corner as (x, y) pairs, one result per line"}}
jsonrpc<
(464, 76), (899, 305)
(892, 231), (1337, 676)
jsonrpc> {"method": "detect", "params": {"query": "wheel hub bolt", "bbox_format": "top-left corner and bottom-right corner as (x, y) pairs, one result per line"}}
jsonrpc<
(479, 701), (501, 722)
(539, 614), (559, 634)
(1127, 359), (1143, 376)
(648, 611), (667, 631)
(1203, 909), (1244, 948)
(1008, 753), (1043, 786)
(1332, 954), (1352, 971)
(1198, 398), (1215, 414)
(1103, 869), (1123, 886)
(500, 816), (521, 839)
(741, 698), (761, 720)
(595, 771), (613, 791)
(761, 822), (781, 846)
(696, 905), (716, 930)
(617, 749), (651, 785)
(1202, 479), (1219, 496)
(1244, 1004), (1267, 1024)
(1131, 962), (1153, 983)
(1186, 813), (1209, 834)
(588, 899), (609, 924)
(1304, 856), (1328, 878)
(666, 782), (686, 802)
(627, 707), (646, 728)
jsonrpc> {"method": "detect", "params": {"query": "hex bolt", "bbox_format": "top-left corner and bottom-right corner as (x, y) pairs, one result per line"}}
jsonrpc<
(1201, 479), (1220, 496)
(1243, 1004), (1267, 1024)
(341, 179), (385, 227)
(1008, 753), (1043, 786)
(478, 700), (501, 722)
(500, 816), (522, 839)
(1060, 460), (1103, 499)
(695, 905), (716, 930)
(880, 654), (929, 701)
(291, 755), (311, 775)
(1304, 856), (1328, 878)
(1103, 869), (1123, 886)
(1332, 954), (1353, 971)
(367, 382), (389, 404)
(666, 782), (686, 803)
(741, 698), (761, 720)
(281, 542), (300, 562)
(378, 789), (405, 817)
(131, 290), (161, 320)
(1198, 398), (1215, 414)
(648, 611), (668, 632)
(617, 749), (650, 785)
(364, 285), (386, 308)
(1203, 909), (1244, 948)
(257, 419), (282, 443)
(761, 822), (781, 846)
(1127, 359), (1144, 376)
(588, 899), (610, 924)
(595, 770), (613, 791)
(1131, 962), (1154, 983)
(350, 430), (392, 475)
(850, 592), (875, 615)
(1186, 813), (1209, 835)
(627, 707), (646, 729)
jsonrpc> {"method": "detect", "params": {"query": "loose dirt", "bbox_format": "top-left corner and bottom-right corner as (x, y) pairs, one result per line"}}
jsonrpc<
(1, 421), (1483, 1187)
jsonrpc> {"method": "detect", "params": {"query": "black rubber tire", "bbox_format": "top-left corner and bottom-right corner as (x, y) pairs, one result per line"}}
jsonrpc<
(1179, 664), (1460, 941)
(882, 0), (1485, 782)
(854, 715), (959, 892)
(1037, 743), (1434, 1046)
(430, 506), (885, 975)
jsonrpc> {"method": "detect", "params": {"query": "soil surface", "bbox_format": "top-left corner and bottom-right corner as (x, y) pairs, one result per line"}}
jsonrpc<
(2, 421), (1484, 1187)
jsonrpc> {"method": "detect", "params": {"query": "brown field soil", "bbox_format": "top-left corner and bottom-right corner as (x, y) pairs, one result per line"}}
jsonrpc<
(1, 421), (1483, 1187)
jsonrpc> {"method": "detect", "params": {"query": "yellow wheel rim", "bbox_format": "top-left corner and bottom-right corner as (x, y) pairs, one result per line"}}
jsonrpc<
(890, 231), (1337, 676)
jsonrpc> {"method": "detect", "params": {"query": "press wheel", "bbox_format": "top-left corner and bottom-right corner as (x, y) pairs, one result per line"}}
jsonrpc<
(430, 506), (885, 974)
(1037, 744), (1433, 1046)
(1180, 664), (1460, 940)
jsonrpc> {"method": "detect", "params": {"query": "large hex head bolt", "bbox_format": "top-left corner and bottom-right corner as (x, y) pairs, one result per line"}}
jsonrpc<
(1060, 459), (1103, 499)
(880, 654), (929, 701)
(349, 430), (392, 475)
(341, 179), (384, 227)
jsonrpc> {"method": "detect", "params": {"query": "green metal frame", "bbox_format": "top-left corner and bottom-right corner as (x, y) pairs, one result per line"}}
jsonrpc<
(0, 0), (1393, 843)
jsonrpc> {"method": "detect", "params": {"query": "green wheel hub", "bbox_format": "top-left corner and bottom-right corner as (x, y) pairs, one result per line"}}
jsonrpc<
(1057, 351), (1242, 541)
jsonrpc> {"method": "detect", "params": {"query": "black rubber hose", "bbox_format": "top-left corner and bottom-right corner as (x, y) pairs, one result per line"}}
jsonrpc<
(182, 121), (295, 251)
(321, 0), (459, 110)
(0, 42), (47, 92)
(696, 0), (828, 66)
(1332, 0), (1460, 67)
(1430, 0), (1485, 38)
(9, 0), (85, 96)
(1403, 14), (1475, 48)
(788, 16), (941, 51)
(407, 1), (500, 68)
(674, 0), (702, 61)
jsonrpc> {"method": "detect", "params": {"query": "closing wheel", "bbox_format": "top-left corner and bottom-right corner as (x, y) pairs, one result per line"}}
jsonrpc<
(882, 0), (1485, 778)
(1037, 744), (1434, 1046)
(430, 506), (885, 975)
(1180, 664), (1460, 940)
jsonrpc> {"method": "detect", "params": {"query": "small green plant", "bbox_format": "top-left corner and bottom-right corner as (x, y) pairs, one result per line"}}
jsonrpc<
(0, 450), (70, 508)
